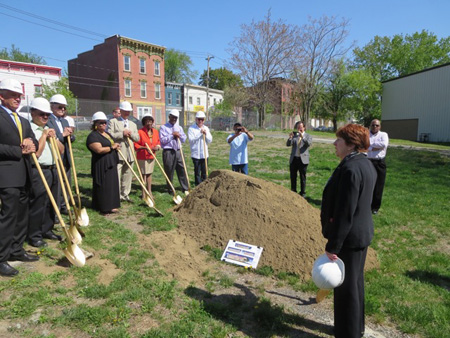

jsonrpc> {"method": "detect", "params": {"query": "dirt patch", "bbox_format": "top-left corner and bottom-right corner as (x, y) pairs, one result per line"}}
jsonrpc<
(172, 170), (378, 281)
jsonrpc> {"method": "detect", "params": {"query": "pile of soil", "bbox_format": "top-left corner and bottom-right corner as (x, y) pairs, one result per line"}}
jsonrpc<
(174, 170), (378, 281)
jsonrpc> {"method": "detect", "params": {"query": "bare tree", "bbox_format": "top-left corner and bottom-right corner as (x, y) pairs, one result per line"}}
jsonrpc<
(292, 16), (352, 124)
(228, 10), (299, 127)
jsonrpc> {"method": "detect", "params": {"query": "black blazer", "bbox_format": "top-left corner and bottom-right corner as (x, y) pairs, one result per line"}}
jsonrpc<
(0, 106), (38, 188)
(46, 114), (75, 168)
(321, 152), (377, 254)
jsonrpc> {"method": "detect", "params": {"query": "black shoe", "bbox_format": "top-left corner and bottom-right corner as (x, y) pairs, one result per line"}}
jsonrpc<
(9, 253), (39, 262)
(0, 262), (19, 277)
(28, 239), (48, 248)
(43, 231), (63, 241)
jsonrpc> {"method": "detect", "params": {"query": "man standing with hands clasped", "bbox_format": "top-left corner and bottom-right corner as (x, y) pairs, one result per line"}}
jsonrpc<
(108, 101), (139, 202)
(368, 119), (389, 214)
(188, 111), (212, 185)
(287, 121), (312, 197)
(0, 78), (39, 277)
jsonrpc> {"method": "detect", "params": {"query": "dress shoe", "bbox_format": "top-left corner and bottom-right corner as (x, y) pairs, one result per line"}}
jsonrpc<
(28, 239), (48, 248)
(0, 262), (19, 277)
(43, 231), (63, 241)
(8, 253), (40, 262)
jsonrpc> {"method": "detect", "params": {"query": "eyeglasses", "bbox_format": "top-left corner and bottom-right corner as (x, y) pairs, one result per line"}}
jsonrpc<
(58, 106), (66, 110)
(197, 118), (205, 121)
(38, 113), (51, 117)
(97, 121), (107, 125)
(371, 124), (380, 127)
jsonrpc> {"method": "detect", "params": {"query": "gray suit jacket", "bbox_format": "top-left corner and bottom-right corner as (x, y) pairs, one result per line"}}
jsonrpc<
(287, 132), (312, 164)
(107, 118), (139, 162)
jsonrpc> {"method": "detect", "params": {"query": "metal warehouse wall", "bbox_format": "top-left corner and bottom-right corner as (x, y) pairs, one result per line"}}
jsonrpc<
(382, 64), (450, 142)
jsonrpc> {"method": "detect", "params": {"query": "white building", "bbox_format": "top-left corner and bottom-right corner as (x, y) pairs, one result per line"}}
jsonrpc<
(382, 63), (450, 142)
(183, 83), (223, 124)
(0, 59), (62, 107)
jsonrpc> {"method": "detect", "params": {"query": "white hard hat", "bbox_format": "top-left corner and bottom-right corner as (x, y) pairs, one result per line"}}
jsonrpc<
(311, 254), (345, 289)
(119, 101), (133, 111)
(49, 94), (67, 105)
(168, 109), (179, 118)
(92, 111), (108, 121)
(196, 111), (206, 119)
(30, 97), (52, 114)
(0, 78), (23, 94)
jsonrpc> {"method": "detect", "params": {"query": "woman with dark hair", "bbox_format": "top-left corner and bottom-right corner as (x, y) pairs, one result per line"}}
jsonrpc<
(134, 114), (160, 198)
(86, 112), (121, 214)
(320, 124), (377, 338)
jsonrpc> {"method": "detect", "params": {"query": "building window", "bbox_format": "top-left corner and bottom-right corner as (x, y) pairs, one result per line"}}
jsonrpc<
(34, 85), (42, 95)
(176, 93), (181, 105)
(137, 107), (152, 120)
(154, 61), (160, 76)
(140, 82), (147, 98)
(124, 55), (131, 71)
(168, 92), (172, 105)
(189, 96), (193, 104)
(140, 59), (146, 74)
(197, 97), (201, 105)
(213, 98), (217, 105)
(155, 83), (161, 99)
(125, 80), (132, 97)
(155, 107), (162, 125)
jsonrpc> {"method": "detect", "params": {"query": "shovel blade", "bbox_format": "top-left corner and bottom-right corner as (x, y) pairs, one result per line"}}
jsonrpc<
(69, 225), (82, 245)
(173, 195), (183, 205)
(64, 244), (86, 267)
(316, 289), (331, 303)
(144, 196), (154, 208)
(77, 208), (90, 227)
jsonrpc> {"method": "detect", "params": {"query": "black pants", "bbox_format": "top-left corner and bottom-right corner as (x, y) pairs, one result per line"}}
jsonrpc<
(290, 157), (308, 195)
(162, 149), (189, 193)
(0, 186), (29, 262)
(369, 158), (386, 210)
(334, 247), (368, 338)
(192, 158), (207, 186)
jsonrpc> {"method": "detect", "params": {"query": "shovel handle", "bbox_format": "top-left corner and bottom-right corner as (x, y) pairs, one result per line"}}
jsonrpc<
(177, 138), (190, 192)
(144, 144), (177, 196)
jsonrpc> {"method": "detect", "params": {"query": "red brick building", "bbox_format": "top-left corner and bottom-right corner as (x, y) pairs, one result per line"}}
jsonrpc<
(68, 35), (166, 121)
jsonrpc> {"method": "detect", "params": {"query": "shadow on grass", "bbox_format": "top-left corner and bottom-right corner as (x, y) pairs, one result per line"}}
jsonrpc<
(405, 270), (450, 291)
(185, 283), (333, 338)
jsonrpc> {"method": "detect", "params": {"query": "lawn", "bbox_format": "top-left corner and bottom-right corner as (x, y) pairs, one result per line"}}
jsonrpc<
(0, 130), (448, 338)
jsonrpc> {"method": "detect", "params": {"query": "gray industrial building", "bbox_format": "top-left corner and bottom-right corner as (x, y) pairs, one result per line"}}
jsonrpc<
(382, 63), (450, 142)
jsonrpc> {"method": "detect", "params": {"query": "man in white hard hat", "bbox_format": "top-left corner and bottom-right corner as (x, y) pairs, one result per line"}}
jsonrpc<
(0, 78), (40, 276)
(47, 94), (75, 216)
(159, 109), (189, 194)
(107, 101), (139, 202)
(28, 98), (64, 248)
(188, 111), (212, 185)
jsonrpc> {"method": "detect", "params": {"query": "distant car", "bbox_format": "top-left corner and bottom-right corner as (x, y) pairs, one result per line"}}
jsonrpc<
(106, 114), (143, 129)
(314, 125), (333, 132)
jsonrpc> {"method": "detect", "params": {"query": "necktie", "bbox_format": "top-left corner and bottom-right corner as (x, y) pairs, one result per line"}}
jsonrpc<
(12, 112), (23, 142)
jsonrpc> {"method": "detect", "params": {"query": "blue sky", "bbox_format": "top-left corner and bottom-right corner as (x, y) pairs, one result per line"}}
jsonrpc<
(1, 0), (448, 81)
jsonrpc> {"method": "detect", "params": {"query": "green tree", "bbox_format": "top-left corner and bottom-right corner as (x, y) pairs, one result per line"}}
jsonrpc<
(0, 44), (46, 64)
(198, 67), (243, 90)
(40, 76), (77, 115)
(164, 49), (197, 83)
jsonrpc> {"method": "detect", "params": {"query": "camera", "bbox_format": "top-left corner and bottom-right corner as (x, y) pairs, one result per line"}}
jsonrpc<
(292, 131), (299, 136)
(237, 127), (243, 132)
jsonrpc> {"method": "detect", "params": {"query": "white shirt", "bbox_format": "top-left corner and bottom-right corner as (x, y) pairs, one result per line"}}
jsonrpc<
(368, 131), (389, 159)
(188, 124), (212, 159)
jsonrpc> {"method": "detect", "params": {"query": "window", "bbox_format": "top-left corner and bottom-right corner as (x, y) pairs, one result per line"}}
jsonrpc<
(154, 61), (160, 76)
(197, 97), (201, 105)
(189, 96), (193, 104)
(137, 107), (152, 120)
(125, 80), (132, 97)
(140, 82), (147, 98)
(124, 55), (131, 71)
(176, 93), (181, 105)
(140, 59), (146, 73)
(34, 85), (42, 95)
(168, 92), (172, 105)
(155, 108), (162, 125)
(155, 83), (161, 99)
(213, 98), (217, 105)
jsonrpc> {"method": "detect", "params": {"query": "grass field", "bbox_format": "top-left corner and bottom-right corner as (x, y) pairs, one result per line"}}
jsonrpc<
(0, 130), (448, 337)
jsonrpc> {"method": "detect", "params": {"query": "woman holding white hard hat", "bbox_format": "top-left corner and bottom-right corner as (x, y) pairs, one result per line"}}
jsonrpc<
(320, 124), (377, 338)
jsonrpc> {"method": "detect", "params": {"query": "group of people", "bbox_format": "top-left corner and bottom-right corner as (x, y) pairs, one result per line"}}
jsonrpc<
(0, 78), (75, 277)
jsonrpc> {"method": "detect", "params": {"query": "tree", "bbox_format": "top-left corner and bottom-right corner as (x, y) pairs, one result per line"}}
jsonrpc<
(198, 67), (243, 90)
(41, 76), (77, 115)
(164, 49), (197, 83)
(228, 10), (299, 127)
(291, 16), (352, 124)
(0, 44), (46, 64)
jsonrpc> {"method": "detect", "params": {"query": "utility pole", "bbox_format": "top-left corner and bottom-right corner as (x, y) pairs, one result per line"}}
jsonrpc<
(205, 55), (214, 121)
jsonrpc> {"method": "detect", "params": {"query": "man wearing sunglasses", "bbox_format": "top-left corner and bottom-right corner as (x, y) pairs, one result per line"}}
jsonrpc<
(47, 94), (75, 218)
(368, 119), (389, 214)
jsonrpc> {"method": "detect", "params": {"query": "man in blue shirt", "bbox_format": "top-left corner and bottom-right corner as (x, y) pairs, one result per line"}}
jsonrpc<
(227, 123), (254, 175)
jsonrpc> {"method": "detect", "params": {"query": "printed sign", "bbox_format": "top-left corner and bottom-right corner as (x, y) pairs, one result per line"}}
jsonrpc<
(221, 240), (263, 269)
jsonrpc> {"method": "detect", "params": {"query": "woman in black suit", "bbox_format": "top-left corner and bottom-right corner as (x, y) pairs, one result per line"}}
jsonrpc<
(320, 124), (377, 338)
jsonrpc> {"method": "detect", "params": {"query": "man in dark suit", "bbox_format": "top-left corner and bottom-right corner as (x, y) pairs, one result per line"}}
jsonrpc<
(287, 121), (312, 197)
(46, 94), (75, 216)
(0, 78), (40, 277)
